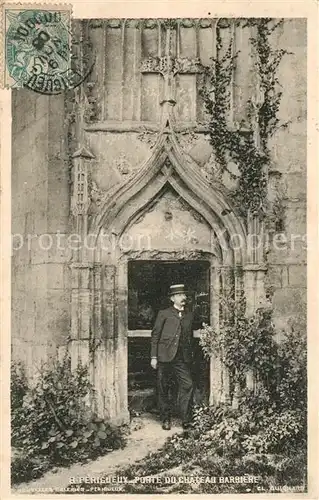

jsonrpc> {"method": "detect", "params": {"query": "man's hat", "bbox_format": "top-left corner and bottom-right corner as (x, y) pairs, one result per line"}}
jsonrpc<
(169, 284), (187, 296)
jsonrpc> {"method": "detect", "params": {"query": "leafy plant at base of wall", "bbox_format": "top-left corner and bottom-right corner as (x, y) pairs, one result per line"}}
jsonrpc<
(11, 356), (127, 484)
(111, 309), (307, 494)
(201, 19), (290, 218)
(199, 291), (278, 390)
(108, 304), (307, 493)
(112, 400), (306, 493)
(197, 294), (306, 459)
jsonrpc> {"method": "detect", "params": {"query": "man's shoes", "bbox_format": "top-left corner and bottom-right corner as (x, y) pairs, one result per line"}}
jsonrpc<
(162, 419), (172, 430)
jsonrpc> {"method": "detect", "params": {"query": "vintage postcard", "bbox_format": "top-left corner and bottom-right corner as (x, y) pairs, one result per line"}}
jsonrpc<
(0, 0), (317, 498)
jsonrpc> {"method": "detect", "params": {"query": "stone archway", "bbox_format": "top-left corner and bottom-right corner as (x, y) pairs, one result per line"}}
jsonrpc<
(68, 117), (267, 423)
(88, 147), (246, 421)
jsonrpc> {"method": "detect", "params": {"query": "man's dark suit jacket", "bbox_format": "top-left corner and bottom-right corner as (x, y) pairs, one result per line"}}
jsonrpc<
(151, 306), (196, 363)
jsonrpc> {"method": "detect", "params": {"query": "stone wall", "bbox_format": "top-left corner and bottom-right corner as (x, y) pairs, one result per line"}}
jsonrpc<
(11, 90), (71, 377)
(11, 18), (307, 383)
(78, 18), (307, 332)
(267, 19), (307, 330)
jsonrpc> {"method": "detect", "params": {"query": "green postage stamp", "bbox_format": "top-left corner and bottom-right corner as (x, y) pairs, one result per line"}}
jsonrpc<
(3, 4), (90, 93)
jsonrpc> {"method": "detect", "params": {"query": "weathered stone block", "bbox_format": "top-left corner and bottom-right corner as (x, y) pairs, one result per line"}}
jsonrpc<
(284, 172), (307, 200)
(272, 131), (306, 174)
(34, 93), (49, 122)
(32, 263), (48, 291)
(47, 263), (65, 289)
(284, 204), (307, 238)
(71, 264), (93, 289)
(47, 233), (71, 263)
(278, 18), (307, 48)
(24, 296), (36, 342)
(281, 266), (289, 287)
(69, 339), (90, 370)
(38, 289), (70, 345)
(286, 119), (307, 137)
(33, 181), (49, 234)
(30, 238), (49, 265)
(93, 343), (116, 419)
(266, 265), (283, 288)
(87, 132), (151, 191)
(188, 136), (212, 167)
(12, 268), (26, 291)
(288, 264), (307, 288)
(268, 239), (306, 266)
(13, 89), (37, 132)
(272, 287), (306, 330)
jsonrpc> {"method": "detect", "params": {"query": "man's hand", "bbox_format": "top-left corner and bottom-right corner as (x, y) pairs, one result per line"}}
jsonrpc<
(151, 357), (158, 370)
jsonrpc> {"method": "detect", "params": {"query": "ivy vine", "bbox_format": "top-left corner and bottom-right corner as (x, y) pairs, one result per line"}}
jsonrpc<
(201, 18), (290, 219)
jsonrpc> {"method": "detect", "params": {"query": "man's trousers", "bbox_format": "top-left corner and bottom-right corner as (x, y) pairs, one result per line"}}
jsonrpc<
(157, 358), (194, 425)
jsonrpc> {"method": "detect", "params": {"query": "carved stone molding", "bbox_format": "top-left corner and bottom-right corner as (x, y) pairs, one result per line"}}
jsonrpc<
(202, 152), (223, 183)
(83, 81), (100, 123)
(199, 19), (214, 28)
(216, 18), (233, 29)
(89, 19), (104, 29)
(177, 130), (198, 152)
(142, 19), (158, 29)
(141, 56), (204, 76)
(180, 18), (196, 28)
(89, 179), (107, 208)
(88, 17), (218, 31)
(108, 19), (123, 28)
(160, 19), (178, 30)
(84, 121), (213, 134)
(175, 57), (204, 74)
(243, 264), (268, 272)
(115, 154), (132, 176)
(88, 18), (227, 31)
(137, 128), (158, 149)
(71, 147), (95, 217)
(89, 19), (141, 30)
(120, 249), (214, 260)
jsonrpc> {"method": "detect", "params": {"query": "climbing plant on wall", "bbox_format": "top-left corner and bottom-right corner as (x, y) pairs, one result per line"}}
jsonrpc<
(201, 18), (290, 219)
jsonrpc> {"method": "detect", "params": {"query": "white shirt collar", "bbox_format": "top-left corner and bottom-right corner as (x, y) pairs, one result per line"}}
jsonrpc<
(173, 305), (184, 312)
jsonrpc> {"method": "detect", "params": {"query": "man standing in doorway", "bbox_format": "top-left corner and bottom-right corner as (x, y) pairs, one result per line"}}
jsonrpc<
(150, 284), (195, 434)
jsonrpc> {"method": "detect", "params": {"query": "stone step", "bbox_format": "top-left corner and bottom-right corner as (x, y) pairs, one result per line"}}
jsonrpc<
(128, 388), (156, 413)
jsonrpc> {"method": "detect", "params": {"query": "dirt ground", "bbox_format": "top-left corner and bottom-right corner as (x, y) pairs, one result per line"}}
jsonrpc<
(12, 415), (182, 493)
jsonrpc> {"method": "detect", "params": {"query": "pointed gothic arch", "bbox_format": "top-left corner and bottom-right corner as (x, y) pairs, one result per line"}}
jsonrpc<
(92, 131), (248, 267)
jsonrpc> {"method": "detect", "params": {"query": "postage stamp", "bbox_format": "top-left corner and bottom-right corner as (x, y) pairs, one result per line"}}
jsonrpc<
(3, 5), (92, 93)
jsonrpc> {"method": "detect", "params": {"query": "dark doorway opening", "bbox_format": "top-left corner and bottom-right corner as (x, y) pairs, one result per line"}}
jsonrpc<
(127, 260), (210, 415)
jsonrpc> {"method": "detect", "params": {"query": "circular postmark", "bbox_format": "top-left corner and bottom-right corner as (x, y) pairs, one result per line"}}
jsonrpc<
(6, 10), (93, 94)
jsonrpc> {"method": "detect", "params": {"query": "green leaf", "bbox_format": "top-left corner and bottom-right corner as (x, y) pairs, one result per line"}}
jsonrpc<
(93, 438), (100, 448)
(65, 429), (73, 437)
(88, 422), (98, 432)
(70, 440), (78, 448)
(97, 430), (107, 440)
(83, 430), (93, 438)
